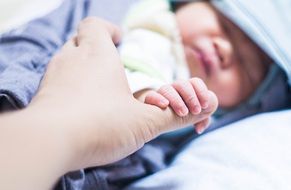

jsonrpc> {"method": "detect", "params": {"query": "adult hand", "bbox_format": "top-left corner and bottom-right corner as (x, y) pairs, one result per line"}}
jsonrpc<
(31, 17), (218, 171)
(1, 17), (218, 190)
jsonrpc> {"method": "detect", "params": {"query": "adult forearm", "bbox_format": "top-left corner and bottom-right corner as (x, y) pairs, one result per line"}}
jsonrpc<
(0, 107), (74, 190)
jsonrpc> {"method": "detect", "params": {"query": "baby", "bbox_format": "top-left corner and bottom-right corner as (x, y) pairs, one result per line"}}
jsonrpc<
(119, 0), (271, 133)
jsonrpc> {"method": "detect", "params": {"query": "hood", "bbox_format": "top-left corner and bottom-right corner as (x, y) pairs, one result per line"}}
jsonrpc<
(212, 0), (291, 86)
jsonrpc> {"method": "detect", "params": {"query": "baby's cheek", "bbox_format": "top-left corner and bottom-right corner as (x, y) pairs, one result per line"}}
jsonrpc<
(208, 71), (244, 108)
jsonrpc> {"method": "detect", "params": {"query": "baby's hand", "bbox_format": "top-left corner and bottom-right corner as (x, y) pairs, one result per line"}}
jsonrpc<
(144, 78), (212, 134)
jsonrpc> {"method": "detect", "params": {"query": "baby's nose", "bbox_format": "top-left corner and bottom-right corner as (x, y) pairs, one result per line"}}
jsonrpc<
(212, 37), (233, 69)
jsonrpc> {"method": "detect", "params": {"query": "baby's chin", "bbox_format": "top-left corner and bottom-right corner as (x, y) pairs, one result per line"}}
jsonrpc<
(215, 88), (249, 109)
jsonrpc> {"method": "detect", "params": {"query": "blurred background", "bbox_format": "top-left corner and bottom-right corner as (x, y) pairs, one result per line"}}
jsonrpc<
(0, 0), (60, 32)
(0, 0), (30, 30)
(0, 0), (27, 18)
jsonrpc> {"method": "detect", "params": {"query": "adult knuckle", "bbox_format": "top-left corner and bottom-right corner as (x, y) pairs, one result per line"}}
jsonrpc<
(81, 17), (99, 26)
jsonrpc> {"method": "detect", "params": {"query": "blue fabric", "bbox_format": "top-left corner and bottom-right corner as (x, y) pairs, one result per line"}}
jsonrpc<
(0, 0), (138, 111)
(0, 0), (86, 110)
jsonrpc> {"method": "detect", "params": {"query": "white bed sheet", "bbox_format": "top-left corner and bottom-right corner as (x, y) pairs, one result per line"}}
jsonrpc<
(0, 0), (62, 32)
(127, 110), (291, 190)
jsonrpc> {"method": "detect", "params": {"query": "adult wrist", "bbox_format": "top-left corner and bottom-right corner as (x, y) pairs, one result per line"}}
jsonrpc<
(23, 104), (79, 174)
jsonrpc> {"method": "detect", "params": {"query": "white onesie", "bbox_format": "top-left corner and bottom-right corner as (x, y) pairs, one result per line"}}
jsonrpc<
(119, 0), (189, 93)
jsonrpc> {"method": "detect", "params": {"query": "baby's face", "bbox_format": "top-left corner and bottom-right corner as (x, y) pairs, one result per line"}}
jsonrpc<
(176, 2), (270, 108)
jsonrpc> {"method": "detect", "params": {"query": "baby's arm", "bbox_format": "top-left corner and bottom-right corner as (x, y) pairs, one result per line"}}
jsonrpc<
(143, 77), (212, 134)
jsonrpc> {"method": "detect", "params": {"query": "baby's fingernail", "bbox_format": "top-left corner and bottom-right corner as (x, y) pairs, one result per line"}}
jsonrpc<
(196, 126), (207, 134)
(178, 107), (188, 116)
(160, 99), (169, 106)
(201, 102), (209, 109)
(192, 105), (201, 114)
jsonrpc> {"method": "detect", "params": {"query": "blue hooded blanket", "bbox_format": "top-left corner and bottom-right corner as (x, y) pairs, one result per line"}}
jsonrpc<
(213, 0), (291, 85)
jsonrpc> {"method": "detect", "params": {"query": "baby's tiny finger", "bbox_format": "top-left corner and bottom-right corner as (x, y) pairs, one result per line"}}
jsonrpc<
(173, 81), (201, 115)
(144, 91), (169, 109)
(190, 78), (209, 109)
(195, 118), (211, 134)
(158, 85), (188, 117)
